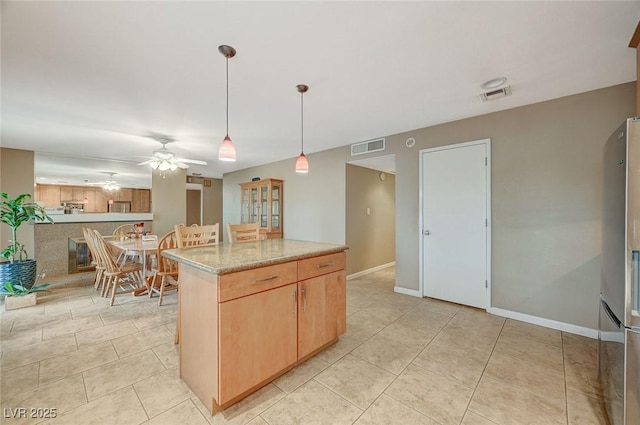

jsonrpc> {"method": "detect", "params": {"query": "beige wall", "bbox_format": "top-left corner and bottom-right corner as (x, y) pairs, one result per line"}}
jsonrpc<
(390, 82), (635, 329)
(224, 82), (635, 329)
(345, 165), (395, 275)
(151, 168), (187, 237)
(223, 148), (346, 244)
(0, 148), (37, 261)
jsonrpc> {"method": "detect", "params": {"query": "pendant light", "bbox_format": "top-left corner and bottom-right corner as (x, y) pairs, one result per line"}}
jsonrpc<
(295, 84), (309, 173)
(218, 45), (237, 162)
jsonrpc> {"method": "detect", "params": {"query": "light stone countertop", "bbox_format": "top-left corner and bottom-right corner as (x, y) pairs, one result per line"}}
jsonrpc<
(163, 239), (348, 275)
(35, 212), (153, 223)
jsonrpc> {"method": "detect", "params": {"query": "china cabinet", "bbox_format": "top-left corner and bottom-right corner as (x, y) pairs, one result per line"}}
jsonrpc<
(239, 178), (283, 239)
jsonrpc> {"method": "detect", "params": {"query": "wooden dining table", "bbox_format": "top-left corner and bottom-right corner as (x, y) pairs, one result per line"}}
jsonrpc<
(108, 236), (159, 296)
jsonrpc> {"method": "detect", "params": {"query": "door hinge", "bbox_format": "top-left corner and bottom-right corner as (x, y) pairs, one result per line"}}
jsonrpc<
(485, 280), (488, 288)
(485, 219), (488, 227)
(485, 157), (487, 165)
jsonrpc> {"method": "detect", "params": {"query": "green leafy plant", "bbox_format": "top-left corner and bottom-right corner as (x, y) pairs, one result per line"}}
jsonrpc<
(1, 193), (53, 263)
(0, 282), (49, 296)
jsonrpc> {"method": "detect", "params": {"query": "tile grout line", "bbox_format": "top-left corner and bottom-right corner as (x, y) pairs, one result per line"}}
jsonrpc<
(456, 314), (506, 425)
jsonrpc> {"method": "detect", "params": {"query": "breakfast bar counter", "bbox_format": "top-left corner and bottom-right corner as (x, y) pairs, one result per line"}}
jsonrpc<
(163, 239), (348, 415)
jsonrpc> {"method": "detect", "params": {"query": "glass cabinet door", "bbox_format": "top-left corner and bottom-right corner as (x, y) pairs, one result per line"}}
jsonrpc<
(241, 188), (250, 224)
(260, 185), (268, 228)
(271, 184), (280, 230)
(250, 187), (259, 223)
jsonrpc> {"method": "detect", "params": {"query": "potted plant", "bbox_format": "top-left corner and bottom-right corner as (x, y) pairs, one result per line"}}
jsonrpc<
(1, 280), (49, 311)
(0, 192), (53, 290)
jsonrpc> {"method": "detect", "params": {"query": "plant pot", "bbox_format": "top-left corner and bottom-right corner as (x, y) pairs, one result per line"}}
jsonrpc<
(0, 258), (37, 289)
(4, 292), (37, 311)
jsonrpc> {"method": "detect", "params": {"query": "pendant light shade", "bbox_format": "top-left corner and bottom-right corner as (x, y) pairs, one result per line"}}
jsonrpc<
(218, 135), (236, 162)
(295, 84), (309, 174)
(295, 153), (309, 173)
(218, 45), (237, 162)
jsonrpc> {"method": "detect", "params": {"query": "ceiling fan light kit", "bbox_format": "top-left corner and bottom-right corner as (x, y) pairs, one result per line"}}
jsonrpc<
(102, 172), (120, 191)
(137, 138), (207, 172)
(295, 84), (309, 174)
(218, 45), (237, 162)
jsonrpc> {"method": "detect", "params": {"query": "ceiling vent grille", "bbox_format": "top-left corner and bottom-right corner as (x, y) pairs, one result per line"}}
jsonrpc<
(480, 85), (512, 102)
(351, 138), (385, 156)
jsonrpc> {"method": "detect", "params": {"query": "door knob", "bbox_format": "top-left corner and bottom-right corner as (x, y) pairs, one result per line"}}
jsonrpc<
(423, 230), (431, 235)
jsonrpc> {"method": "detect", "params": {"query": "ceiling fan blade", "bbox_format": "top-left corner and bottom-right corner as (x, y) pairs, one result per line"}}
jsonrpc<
(175, 157), (207, 166)
(176, 162), (190, 169)
(137, 159), (154, 166)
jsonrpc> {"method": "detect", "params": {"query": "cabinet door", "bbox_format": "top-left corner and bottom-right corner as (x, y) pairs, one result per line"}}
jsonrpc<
(241, 187), (250, 223)
(83, 188), (96, 212)
(271, 182), (281, 232)
(117, 188), (133, 202)
(38, 185), (61, 207)
(131, 189), (151, 212)
(250, 187), (259, 224)
(218, 283), (297, 403)
(298, 270), (346, 359)
(94, 190), (109, 212)
(60, 186), (73, 202)
(260, 184), (268, 229)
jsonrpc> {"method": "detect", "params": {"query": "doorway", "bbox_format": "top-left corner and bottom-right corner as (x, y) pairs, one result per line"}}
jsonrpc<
(345, 154), (396, 277)
(419, 139), (491, 310)
(186, 183), (203, 226)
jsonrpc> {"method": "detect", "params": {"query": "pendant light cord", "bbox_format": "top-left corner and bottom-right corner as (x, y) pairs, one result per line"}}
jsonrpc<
(300, 90), (304, 154)
(226, 56), (229, 137)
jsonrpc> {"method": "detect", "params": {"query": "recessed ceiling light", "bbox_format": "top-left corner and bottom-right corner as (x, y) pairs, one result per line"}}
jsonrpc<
(481, 77), (507, 90)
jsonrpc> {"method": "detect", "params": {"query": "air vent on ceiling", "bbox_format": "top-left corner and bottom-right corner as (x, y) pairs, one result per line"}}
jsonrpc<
(480, 85), (512, 102)
(351, 138), (385, 156)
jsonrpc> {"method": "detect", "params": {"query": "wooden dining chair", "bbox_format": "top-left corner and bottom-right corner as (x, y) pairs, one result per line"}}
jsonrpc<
(173, 223), (220, 344)
(174, 223), (220, 247)
(149, 230), (179, 306)
(226, 222), (261, 243)
(112, 223), (136, 238)
(82, 227), (106, 292)
(90, 229), (144, 305)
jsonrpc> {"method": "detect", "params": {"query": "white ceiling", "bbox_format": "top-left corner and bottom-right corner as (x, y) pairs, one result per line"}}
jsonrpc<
(2, 1), (639, 189)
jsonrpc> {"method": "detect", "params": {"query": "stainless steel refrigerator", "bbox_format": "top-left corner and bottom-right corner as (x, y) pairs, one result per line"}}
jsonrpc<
(599, 117), (640, 425)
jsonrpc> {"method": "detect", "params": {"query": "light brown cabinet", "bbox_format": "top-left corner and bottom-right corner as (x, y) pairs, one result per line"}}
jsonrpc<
(36, 185), (61, 208)
(218, 283), (298, 402)
(34, 184), (150, 212)
(239, 178), (283, 239)
(297, 253), (347, 359)
(131, 189), (151, 213)
(178, 250), (346, 415)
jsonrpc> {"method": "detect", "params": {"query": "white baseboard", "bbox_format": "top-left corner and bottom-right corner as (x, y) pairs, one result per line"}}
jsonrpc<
(347, 262), (395, 280)
(489, 307), (599, 339)
(393, 286), (422, 298)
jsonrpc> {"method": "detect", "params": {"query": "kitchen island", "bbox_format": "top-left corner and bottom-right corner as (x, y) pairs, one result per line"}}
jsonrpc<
(163, 239), (348, 415)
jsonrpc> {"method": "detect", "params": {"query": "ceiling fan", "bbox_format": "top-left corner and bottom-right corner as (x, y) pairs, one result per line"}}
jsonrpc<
(137, 138), (207, 171)
(85, 172), (120, 191)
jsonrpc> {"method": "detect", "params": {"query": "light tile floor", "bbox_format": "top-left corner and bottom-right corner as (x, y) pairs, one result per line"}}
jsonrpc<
(0, 268), (614, 425)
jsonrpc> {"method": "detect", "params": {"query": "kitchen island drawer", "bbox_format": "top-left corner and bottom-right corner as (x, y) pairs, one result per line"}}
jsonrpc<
(298, 252), (346, 281)
(219, 262), (297, 302)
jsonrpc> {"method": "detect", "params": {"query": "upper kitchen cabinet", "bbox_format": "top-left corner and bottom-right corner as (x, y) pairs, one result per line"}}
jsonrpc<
(131, 189), (151, 213)
(34, 184), (151, 213)
(36, 185), (61, 208)
(239, 178), (283, 239)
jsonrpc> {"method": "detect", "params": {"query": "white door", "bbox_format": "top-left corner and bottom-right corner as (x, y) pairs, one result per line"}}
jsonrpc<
(421, 140), (489, 309)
